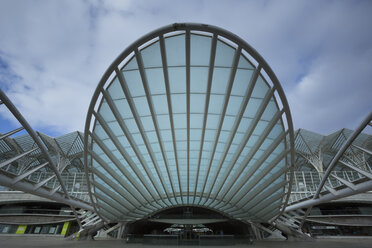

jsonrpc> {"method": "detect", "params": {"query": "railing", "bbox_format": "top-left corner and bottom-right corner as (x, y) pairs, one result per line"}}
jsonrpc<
(1, 170), (368, 205)
(0, 208), (75, 216)
(308, 208), (372, 216)
(287, 170), (367, 204)
(0, 172), (90, 202)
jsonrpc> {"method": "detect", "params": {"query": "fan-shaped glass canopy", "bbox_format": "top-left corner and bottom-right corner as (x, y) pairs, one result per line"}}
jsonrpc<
(84, 23), (294, 223)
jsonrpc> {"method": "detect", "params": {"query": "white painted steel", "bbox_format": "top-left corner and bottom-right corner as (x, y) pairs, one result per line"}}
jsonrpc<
(84, 23), (295, 222)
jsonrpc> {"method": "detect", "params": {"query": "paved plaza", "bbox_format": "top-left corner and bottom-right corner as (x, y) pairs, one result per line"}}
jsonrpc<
(1, 236), (372, 248)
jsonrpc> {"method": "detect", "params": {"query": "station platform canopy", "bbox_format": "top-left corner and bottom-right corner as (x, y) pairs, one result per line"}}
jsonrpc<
(84, 23), (295, 223)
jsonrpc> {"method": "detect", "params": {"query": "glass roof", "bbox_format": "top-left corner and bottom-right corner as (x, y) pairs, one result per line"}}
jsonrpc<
(84, 23), (294, 222)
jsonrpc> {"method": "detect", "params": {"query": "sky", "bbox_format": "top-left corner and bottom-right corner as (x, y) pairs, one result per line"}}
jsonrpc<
(0, 0), (371, 137)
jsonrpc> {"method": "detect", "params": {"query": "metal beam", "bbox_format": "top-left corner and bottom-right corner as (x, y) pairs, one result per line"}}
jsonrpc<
(193, 34), (217, 204)
(88, 147), (154, 208)
(313, 111), (372, 199)
(0, 89), (85, 224)
(286, 179), (372, 212)
(115, 65), (168, 207)
(93, 111), (159, 202)
(213, 89), (278, 205)
(331, 174), (357, 190)
(0, 127), (24, 140)
(13, 162), (48, 184)
(198, 46), (242, 206)
(0, 147), (38, 169)
(352, 144), (372, 156)
(82, 23), (295, 222)
(0, 173), (93, 210)
(159, 35), (182, 203)
(134, 49), (173, 205)
(186, 30), (191, 204)
(339, 160), (372, 180)
(208, 66), (260, 203)
(90, 166), (146, 211)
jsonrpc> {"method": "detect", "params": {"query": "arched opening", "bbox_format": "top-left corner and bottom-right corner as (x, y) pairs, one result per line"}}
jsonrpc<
(125, 206), (252, 243)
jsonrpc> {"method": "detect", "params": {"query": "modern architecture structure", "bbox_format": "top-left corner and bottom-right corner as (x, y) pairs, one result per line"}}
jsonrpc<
(0, 23), (371, 243)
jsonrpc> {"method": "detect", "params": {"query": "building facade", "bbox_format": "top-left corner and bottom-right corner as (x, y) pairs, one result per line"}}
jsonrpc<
(0, 23), (371, 241)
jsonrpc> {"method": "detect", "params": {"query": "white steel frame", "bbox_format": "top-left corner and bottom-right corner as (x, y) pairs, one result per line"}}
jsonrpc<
(0, 89), (93, 213)
(84, 23), (295, 222)
(286, 111), (372, 211)
(281, 111), (372, 230)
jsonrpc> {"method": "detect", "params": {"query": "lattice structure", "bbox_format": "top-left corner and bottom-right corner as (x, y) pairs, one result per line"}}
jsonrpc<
(0, 89), (92, 212)
(280, 112), (372, 232)
(289, 126), (372, 205)
(84, 23), (295, 223)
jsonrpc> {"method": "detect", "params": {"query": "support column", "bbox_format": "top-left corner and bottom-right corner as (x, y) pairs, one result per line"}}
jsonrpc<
(250, 223), (262, 240)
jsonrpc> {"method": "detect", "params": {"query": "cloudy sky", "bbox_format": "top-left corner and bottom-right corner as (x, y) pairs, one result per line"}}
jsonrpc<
(0, 0), (371, 137)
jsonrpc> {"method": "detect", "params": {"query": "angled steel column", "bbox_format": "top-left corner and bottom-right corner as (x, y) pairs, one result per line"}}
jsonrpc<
(286, 111), (372, 212)
(0, 89), (94, 224)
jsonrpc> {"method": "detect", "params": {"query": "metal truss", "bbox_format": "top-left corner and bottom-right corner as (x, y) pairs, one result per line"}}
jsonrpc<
(278, 111), (372, 231)
(0, 90), (93, 221)
(294, 129), (324, 172)
(84, 23), (295, 223)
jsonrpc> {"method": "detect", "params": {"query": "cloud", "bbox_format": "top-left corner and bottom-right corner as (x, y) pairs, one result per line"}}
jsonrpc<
(287, 48), (372, 134)
(0, 0), (371, 136)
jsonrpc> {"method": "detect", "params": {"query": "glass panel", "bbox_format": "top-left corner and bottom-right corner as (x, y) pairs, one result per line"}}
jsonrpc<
(132, 133), (144, 146)
(123, 70), (146, 97)
(246, 135), (259, 148)
(146, 68), (166, 95)
(268, 120), (284, 140)
(152, 95), (168, 115)
(190, 94), (206, 113)
(190, 67), (208, 93)
(113, 98), (133, 119)
(211, 67), (231, 94)
(141, 41), (162, 68)
(141, 116), (155, 132)
(162, 141), (173, 151)
(171, 94), (186, 114)
(94, 124), (108, 140)
(124, 118), (140, 134)
(204, 130), (216, 142)
(122, 56), (138, 71)
(173, 114), (187, 129)
(232, 132), (244, 145)
(118, 136), (130, 148)
(205, 114), (219, 130)
(231, 69), (253, 96)
(261, 100), (278, 121)
(146, 131), (157, 143)
(219, 131), (229, 143)
(208, 95), (224, 114)
(107, 78), (125, 100)
(98, 101), (115, 122)
(190, 129), (202, 140)
(243, 98), (261, 118)
(190, 34), (212, 66)
(175, 129), (187, 141)
(89, 27), (290, 222)
(237, 54), (254, 69)
(252, 120), (269, 137)
(168, 67), (186, 93)
(165, 34), (185, 66)
(221, 116), (235, 131)
(226, 96), (243, 116)
(252, 75), (269, 98)
(107, 121), (122, 137)
(214, 40), (235, 67)
(133, 97), (150, 116)
(157, 115), (171, 130)
(190, 114), (203, 129)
